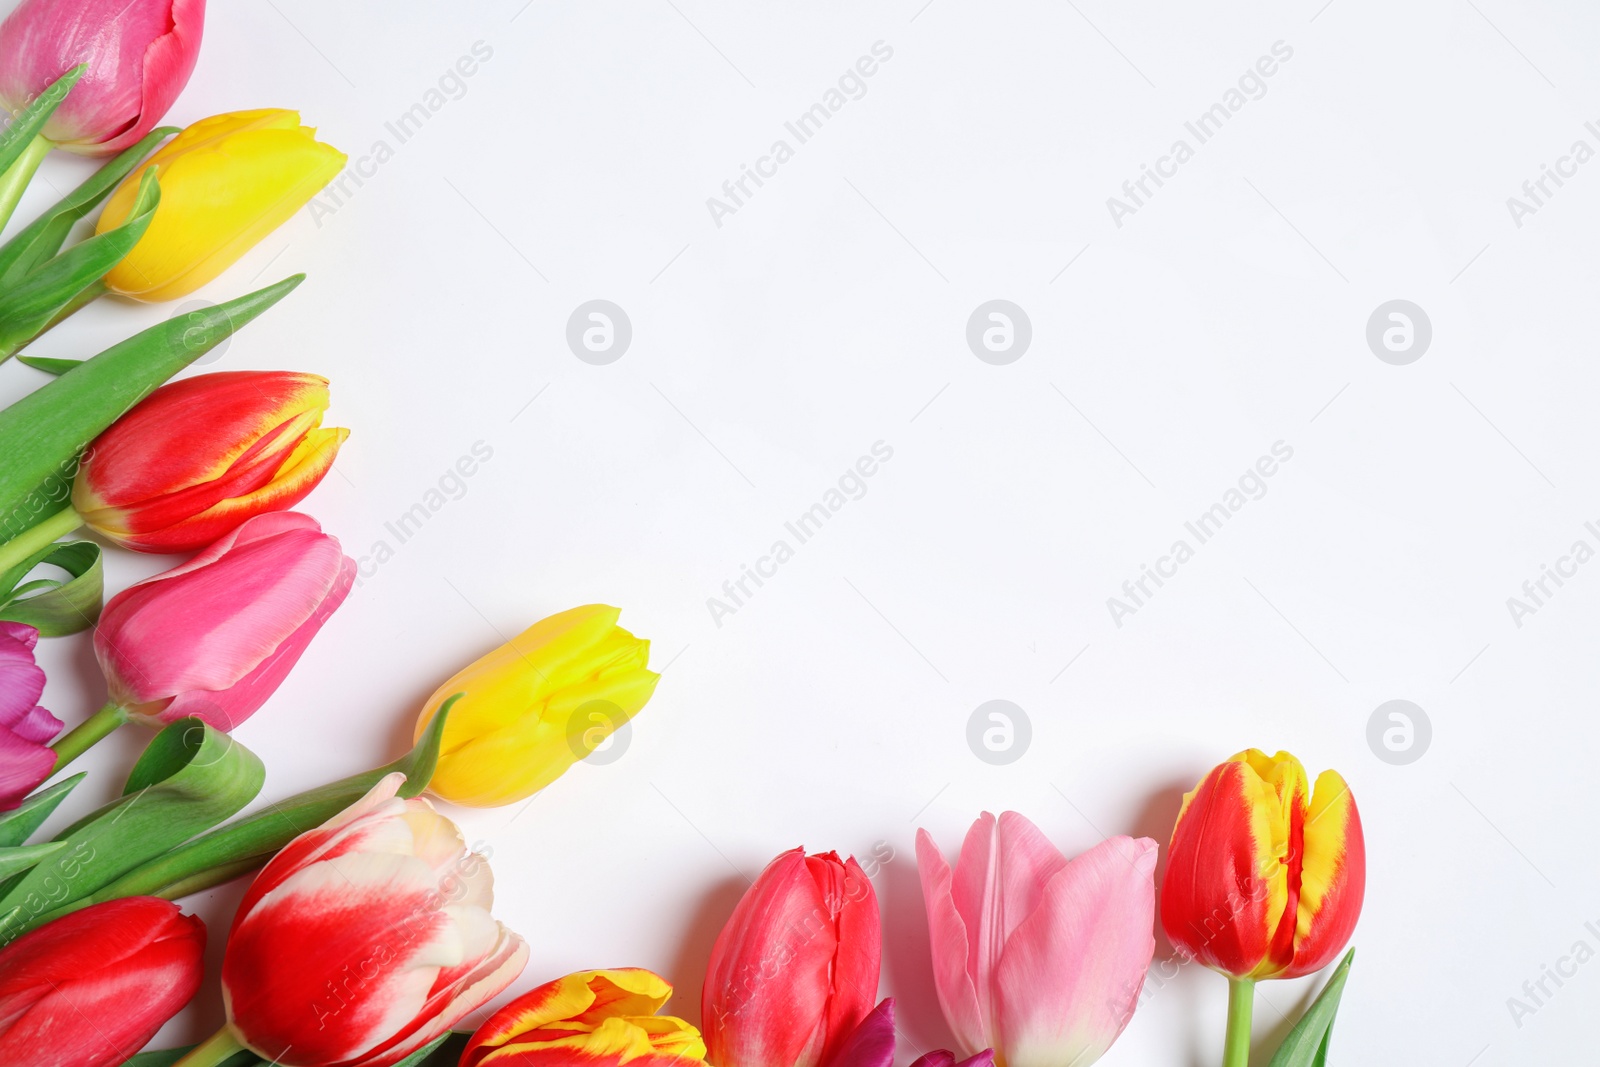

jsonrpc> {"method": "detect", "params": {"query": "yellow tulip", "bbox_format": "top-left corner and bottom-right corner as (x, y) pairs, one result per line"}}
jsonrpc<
(96, 109), (344, 302)
(415, 604), (660, 807)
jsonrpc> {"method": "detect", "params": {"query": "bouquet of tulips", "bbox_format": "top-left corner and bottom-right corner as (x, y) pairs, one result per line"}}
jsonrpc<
(0, 3), (1370, 1066)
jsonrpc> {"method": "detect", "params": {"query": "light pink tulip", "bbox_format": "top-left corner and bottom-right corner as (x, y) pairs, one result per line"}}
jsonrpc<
(0, 0), (205, 155)
(916, 813), (1157, 1067)
(221, 772), (528, 1066)
(94, 511), (353, 730)
(0, 622), (60, 811)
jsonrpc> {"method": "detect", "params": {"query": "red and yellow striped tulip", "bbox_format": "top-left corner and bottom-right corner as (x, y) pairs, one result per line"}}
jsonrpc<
(1159, 749), (1364, 981)
(72, 370), (347, 552)
(96, 109), (344, 301)
(462, 969), (707, 1067)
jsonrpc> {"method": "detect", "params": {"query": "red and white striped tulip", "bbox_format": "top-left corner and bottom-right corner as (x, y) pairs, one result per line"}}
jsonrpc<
(73, 370), (348, 553)
(0, 897), (205, 1067)
(702, 848), (881, 1067)
(917, 813), (1157, 1067)
(217, 772), (527, 1067)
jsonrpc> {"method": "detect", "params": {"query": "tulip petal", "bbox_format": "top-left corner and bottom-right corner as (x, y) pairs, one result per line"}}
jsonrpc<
(993, 836), (1156, 1067)
(826, 998), (896, 1067)
(1283, 770), (1364, 979)
(915, 828), (986, 1056)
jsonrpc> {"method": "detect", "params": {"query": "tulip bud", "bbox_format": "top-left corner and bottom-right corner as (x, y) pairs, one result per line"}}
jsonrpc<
(0, 0), (204, 156)
(72, 370), (348, 553)
(0, 622), (61, 811)
(220, 772), (528, 1067)
(0, 897), (205, 1067)
(462, 969), (708, 1067)
(703, 848), (881, 1067)
(96, 109), (344, 301)
(413, 604), (660, 807)
(1160, 749), (1365, 981)
(94, 511), (353, 730)
(916, 814), (1156, 1067)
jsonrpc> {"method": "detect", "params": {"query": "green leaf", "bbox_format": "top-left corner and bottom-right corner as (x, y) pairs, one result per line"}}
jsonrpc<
(393, 1031), (470, 1067)
(0, 126), (175, 286)
(0, 272), (304, 541)
(121, 1048), (262, 1067)
(1266, 949), (1355, 1067)
(0, 773), (83, 846)
(0, 168), (161, 362)
(57, 697), (459, 911)
(15, 355), (82, 375)
(0, 841), (66, 881)
(0, 719), (264, 942)
(0, 540), (102, 635)
(0, 65), (83, 177)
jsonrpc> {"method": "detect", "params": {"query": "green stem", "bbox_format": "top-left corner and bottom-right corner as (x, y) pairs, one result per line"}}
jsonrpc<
(0, 279), (106, 363)
(0, 135), (50, 234)
(173, 1027), (248, 1067)
(49, 702), (127, 773)
(1223, 977), (1255, 1067)
(0, 504), (83, 574)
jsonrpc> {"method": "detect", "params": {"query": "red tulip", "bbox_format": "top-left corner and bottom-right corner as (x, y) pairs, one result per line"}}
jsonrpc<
(94, 511), (353, 731)
(73, 370), (348, 553)
(0, 622), (60, 810)
(702, 848), (881, 1067)
(0, 897), (204, 1067)
(0, 0), (204, 156)
(218, 772), (527, 1067)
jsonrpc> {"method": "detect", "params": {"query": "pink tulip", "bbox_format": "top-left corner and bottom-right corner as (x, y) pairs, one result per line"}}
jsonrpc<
(0, 622), (61, 811)
(703, 848), (881, 1067)
(0, 0), (204, 155)
(219, 772), (528, 1067)
(916, 813), (1157, 1067)
(95, 511), (353, 730)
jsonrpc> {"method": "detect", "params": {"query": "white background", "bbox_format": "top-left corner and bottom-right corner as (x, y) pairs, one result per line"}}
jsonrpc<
(6, 1), (1600, 1063)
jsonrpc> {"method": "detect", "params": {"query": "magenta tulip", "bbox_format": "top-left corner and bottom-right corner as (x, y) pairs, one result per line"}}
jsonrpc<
(0, 622), (61, 811)
(97, 510), (353, 727)
(916, 813), (1157, 1067)
(49, 512), (353, 772)
(830, 999), (994, 1067)
(0, 0), (205, 155)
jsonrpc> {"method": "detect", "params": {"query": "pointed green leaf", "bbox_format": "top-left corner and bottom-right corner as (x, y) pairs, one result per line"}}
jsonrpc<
(0, 126), (175, 285)
(1267, 949), (1355, 1067)
(0, 273), (304, 540)
(0, 169), (161, 362)
(121, 1048), (262, 1067)
(0, 719), (264, 942)
(0, 540), (102, 635)
(53, 698), (459, 912)
(15, 355), (82, 375)
(0, 65), (83, 177)
(0, 773), (84, 847)
(0, 841), (67, 881)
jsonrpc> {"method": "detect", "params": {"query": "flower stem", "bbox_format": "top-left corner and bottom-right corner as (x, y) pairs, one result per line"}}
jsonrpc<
(173, 1027), (248, 1067)
(0, 505), (84, 574)
(50, 702), (127, 773)
(0, 134), (50, 234)
(1222, 976), (1255, 1067)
